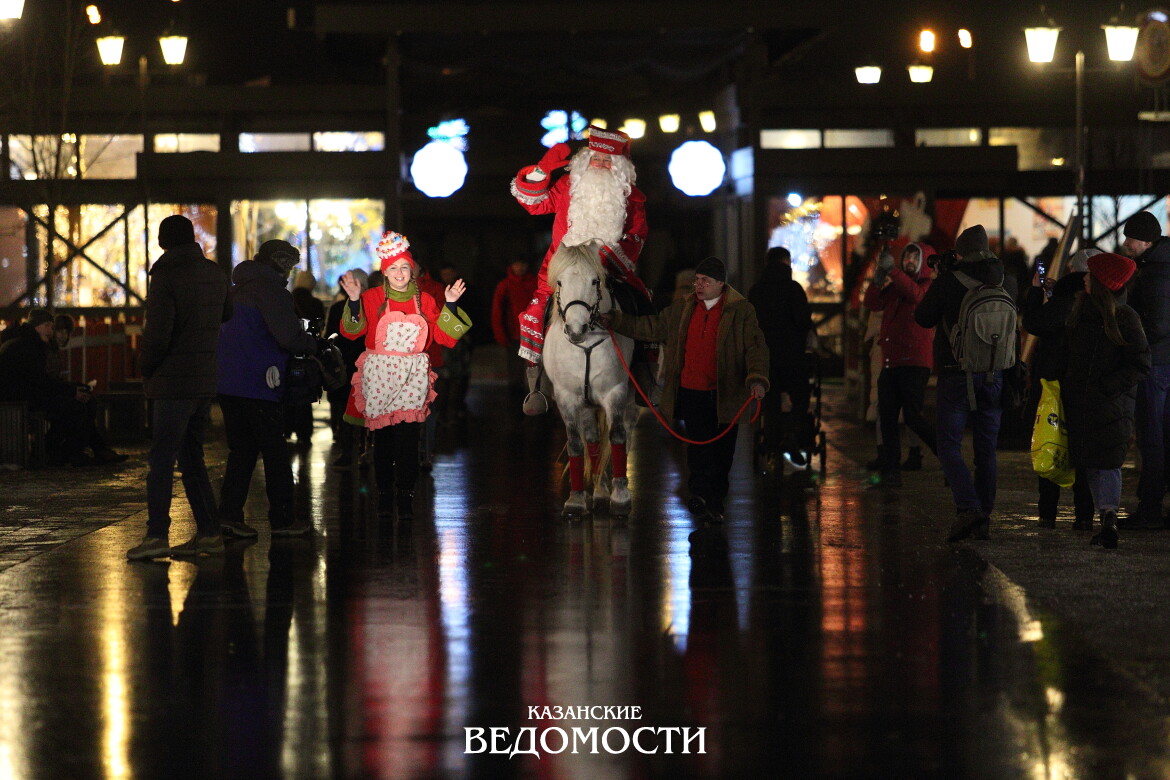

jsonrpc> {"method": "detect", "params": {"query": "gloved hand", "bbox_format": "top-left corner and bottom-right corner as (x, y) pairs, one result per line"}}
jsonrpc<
(537, 142), (572, 175)
(877, 251), (895, 271)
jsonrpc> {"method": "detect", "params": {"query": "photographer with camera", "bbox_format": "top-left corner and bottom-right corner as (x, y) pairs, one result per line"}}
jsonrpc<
(862, 241), (938, 487)
(915, 225), (1018, 542)
(215, 239), (319, 540)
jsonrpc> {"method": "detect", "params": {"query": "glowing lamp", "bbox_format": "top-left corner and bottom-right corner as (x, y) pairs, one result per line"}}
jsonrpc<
(668, 140), (725, 197)
(958, 29), (973, 48)
(659, 114), (680, 133)
(855, 65), (881, 84)
(620, 118), (646, 139)
(96, 35), (125, 66)
(698, 110), (717, 133)
(159, 35), (187, 65)
(1102, 25), (1138, 61)
(410, 140), (467, 198)
(919, 29), (935, 53)
(0, 0), (24, 19)
(1025, 26), (1060, 63)
(908, 64), (934, 83)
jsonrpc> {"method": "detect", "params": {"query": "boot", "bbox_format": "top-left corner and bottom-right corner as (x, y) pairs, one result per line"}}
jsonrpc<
(901, 446), (923, 471)
(630, 361), (659, 407)
(1091, 509), (1119, 549)
(866, 446), (884, 472)
(397, 490), (415, 522)
(948, 508), (988, 543)
(522, 364), (550, 416)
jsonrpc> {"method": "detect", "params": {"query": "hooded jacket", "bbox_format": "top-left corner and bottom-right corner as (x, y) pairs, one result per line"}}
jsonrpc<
(748, 260), (812, 382)
(139, 242), (231, 399)
(0, 322), (73, 405)
(217, 259), (317, 402)
(608, 285), (770, 425)
(862, 242), (935, 370)
(914, 252), (1018, 375)
(1022, 271), (1087, 382)
(1129, 237), (1170, 366)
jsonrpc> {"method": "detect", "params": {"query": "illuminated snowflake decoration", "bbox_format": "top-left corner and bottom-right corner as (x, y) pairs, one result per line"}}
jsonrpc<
(427, 119), (470, 152)
(541, 111), (588, 148)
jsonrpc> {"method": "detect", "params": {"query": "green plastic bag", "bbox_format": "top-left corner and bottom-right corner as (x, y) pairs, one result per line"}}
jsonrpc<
(1031, 378), (1074, 487)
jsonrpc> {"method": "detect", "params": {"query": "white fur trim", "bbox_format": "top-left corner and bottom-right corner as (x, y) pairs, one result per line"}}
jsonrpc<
(510, 178), (548, 205)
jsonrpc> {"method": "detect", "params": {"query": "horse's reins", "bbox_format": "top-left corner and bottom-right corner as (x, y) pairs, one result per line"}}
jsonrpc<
(606, 329), (761, 446)
(555, 282), (608, 405)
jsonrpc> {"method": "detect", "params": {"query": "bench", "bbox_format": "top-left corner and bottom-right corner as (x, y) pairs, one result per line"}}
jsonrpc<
(0, 402), (48, 469)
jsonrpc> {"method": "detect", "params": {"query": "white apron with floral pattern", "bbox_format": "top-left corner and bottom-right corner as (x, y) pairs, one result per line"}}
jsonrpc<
(351, 303), (437, 430)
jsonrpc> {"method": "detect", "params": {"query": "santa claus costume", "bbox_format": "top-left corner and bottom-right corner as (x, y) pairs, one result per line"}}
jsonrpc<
(341, 231), (472, 519)
(511, 127), (652, 411)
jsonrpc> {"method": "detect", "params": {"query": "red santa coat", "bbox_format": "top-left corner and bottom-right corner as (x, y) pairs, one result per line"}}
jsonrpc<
(511, 165), (648, 362)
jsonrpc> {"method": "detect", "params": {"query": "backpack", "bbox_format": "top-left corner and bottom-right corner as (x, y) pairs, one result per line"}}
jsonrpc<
(282, 338), (347, 405)
(947, 270), (1018, 409)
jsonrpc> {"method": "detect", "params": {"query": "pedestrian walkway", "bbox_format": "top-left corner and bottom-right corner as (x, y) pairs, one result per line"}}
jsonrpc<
(0, 377), (1168, 778)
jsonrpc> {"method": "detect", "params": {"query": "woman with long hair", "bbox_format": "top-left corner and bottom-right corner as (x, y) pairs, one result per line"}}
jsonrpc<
(1040, 253), (1150, 548)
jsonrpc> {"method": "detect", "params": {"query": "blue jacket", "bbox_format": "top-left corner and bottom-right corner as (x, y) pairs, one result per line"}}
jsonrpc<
(217, 260), (316, 401)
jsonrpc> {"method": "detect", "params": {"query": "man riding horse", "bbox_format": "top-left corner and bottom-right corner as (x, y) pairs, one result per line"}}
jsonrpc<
(511, 126), (656, 415)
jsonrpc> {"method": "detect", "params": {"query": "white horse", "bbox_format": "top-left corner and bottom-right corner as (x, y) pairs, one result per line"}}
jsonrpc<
(542, 241), (639, 518)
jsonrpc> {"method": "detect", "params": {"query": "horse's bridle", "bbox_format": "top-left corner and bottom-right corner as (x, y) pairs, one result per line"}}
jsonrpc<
(554, 277), (609, 406)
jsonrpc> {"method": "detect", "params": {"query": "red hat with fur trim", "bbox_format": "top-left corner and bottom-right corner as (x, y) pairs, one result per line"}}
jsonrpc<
(587, 126), (630, 157)
(375, 231), (415, 272)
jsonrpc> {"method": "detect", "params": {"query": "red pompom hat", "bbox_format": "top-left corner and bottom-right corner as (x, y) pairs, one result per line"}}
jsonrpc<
(587, 126), (631, 157)
(375, 231), (416, 272)
(1087, 252), (1136, 292)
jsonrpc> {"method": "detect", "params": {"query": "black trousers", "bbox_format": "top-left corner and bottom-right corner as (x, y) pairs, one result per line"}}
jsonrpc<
(373, 422), (422, 504)
(878, 366), (937, 472)
(218, 394), (295, 528)
(1038, 470), (1094, 522)
(676, 387), (738, 512)
(762, 369), (811, 456)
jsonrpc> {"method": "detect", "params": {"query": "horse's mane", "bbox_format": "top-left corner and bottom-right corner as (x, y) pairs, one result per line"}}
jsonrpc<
(546, 241), (606, 289)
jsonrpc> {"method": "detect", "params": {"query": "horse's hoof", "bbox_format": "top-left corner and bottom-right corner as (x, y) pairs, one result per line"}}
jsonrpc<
(610, 499), (631, 519)
(563, 491), (590, 518)
(609, 479), (631, 518)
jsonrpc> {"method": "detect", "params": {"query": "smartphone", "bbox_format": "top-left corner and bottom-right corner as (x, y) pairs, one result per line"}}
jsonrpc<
(1035, 256), (1047, 283)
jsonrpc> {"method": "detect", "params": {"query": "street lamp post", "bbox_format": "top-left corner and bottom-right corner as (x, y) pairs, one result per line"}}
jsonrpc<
(1026, 20), (1138, 245)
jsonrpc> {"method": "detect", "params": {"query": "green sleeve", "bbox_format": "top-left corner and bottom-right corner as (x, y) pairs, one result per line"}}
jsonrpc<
(437, 305), (472, 342)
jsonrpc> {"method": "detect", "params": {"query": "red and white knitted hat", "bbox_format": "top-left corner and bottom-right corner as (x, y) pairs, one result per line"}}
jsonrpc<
(587, 126), (630, 157)
(375, 231), (416, 272)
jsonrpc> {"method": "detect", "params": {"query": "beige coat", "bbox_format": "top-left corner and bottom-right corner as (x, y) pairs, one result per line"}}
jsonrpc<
(610, 285), (769, 424)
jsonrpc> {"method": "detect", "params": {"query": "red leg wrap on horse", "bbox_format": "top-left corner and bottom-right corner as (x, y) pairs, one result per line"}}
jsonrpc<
(587, 442), (601, 476)
(612, 443), (627, 479)
(569, 456), (585, 492)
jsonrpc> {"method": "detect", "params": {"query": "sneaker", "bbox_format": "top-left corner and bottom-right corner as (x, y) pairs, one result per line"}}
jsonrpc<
(948, 509), (988, 543)
(783, 450), (810, 470)
(127, 536), (171, 561)
(170, 534), (225, 556)
(271, 523), (311, 538)
(221, 519), (259, 539)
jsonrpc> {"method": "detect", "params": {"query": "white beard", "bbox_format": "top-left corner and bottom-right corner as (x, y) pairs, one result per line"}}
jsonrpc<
(563, 152), (633, 247)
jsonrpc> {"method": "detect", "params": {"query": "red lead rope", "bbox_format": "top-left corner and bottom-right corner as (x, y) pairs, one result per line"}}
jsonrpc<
(607, 330), (761, 446)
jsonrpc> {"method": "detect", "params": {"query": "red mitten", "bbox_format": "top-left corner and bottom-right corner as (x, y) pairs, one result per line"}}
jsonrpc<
(537, 142), (572, 174)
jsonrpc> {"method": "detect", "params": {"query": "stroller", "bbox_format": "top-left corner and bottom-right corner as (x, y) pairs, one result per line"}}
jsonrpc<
(753, 348), (826, 478)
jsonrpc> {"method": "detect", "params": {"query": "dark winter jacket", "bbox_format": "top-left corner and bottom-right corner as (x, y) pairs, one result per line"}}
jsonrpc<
(1128, 237), (1170, 366)
(217, 260), (317, 402)
(325, 298), (367, 372)
(609, 285), (770, 425)
(914, 255), (1018, 376)
(748, 261), (812, 384)
(1022, 271), (1087, 382)
(0, 323), (74, 406)
(139, 242), (231, 400)
(862, 242), (934, 370)
(1029, 289), (1150, 470)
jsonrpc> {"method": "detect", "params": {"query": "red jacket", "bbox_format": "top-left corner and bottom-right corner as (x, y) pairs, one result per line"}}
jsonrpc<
(491, 270), (538, 344)
(862, 242), (935, 370)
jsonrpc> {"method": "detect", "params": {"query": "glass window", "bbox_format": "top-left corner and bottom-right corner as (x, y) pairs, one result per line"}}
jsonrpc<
(824, 129), (893, 148)
(760, 129), (822, 149)
(80, 135), (143, 179)
(0, 207), (25, 304)
(989, 127), (1073, 170)
(10, 135), (76, 179)
(239, 133), (311, 153)
(154, 133), (221, 153)
(915, 128), (982, 146)
(312, 132), (385, 152)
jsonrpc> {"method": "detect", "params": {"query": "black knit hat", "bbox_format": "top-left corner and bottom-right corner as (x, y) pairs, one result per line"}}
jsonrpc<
(694, 256), (726, 282)
(158, 214), (195, 249)
(25, 308), (52, 328)
(954, 225), (990, 259)
(1123, 211), (1162, 243)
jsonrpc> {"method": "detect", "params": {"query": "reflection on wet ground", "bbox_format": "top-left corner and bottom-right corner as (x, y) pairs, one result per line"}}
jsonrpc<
(0, 380), (1168, 778)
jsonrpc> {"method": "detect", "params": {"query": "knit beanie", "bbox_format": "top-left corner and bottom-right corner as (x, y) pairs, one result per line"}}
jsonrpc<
(1123, 211), (1162, 243)
(694, 256), (726, 282)
(1087, 252), (1136, 292)
(1067, 247), (1101, 274)
(954, 225), (990, 259)
(158, 214), (195, 249)
(25, 308), (52, 328)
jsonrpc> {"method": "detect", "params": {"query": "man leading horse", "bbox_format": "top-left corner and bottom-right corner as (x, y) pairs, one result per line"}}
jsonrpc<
(511, 125), (655, 415)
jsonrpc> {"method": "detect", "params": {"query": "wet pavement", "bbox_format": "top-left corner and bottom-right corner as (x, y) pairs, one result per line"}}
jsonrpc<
(2, 356), (1170, 779)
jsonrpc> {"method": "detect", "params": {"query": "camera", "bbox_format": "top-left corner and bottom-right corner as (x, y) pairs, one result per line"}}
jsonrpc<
(873, 221), (899, 242)
(927, 250), (959, 272)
